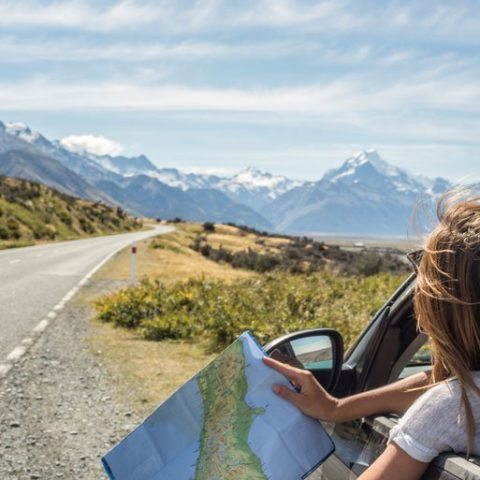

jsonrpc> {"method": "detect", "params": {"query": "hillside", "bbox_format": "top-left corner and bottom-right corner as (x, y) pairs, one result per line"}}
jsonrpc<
(0, 175), (142, 247)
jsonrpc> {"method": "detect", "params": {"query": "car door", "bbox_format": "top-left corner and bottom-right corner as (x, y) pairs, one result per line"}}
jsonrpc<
(267, 273), (480, 479)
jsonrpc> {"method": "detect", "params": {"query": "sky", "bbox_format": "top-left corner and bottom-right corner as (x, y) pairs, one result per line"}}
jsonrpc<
(1, 0), (480, 181)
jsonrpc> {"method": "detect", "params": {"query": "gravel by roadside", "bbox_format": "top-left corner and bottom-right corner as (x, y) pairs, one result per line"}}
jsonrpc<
(0, 280), (142, 480)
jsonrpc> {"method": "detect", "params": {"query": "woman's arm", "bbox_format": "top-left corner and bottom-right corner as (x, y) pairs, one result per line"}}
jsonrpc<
(263, 356), (430, 422)
(358, 443), (429, 480)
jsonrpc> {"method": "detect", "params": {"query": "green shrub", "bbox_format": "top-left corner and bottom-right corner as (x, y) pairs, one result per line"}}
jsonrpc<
(203, 221), (215, 232)
(58, 210), (73, 227)
(96, 272), (406, 351)
(0, 225), (9, 239)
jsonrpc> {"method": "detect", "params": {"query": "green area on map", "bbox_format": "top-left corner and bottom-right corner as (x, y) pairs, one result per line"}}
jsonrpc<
(195, 338), (267, 479)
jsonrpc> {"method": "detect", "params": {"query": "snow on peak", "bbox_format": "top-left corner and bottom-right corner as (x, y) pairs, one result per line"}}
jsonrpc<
(5, 122), (41, 143)
(323, 149), (427, 197)
(231, 167), (282, 189)
(344, 149), (396, 177)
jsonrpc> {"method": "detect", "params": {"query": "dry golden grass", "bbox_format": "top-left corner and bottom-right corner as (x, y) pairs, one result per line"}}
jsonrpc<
(79, 278), (215, 414)
(203, 223), (290, 254)
(88, 318), (215, 414)
(94, 223), (255, 285)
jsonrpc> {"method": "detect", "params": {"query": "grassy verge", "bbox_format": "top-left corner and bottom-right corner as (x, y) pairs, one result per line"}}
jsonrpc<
(95, 223), (255, 284)
(88, 319), (215, 414)
(0, 239), (35, 250)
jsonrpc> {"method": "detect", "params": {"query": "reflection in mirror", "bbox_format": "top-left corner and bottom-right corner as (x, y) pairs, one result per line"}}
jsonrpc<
(289, 335), (333, 370)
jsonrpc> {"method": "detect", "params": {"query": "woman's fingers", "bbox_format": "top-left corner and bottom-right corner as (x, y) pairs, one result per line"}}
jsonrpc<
(273, 384), (302, 408)
(263, 355), (305, 384)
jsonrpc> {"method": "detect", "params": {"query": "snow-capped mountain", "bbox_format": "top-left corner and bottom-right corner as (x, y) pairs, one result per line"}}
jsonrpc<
(0, 122), (113, 202)
(87, 154), (304, 210)
(91, 156), (222, 191)
(89, 154), (158, 178)
(214, 166), (306, 210)
(0, 120), (273, 229)
(0, 121), (42, 155)
(1, 119), (454, 236)
(267, 150), (452, 235)
(323, 150), (425, 197)
(4, 121), (119, 185)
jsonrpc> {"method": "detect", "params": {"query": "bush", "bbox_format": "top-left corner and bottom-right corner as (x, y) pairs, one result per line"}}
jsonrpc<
(192, 232), (408, 277)
(203, 221), (215, 232)
(58, 210), (73, 226)
(0, 225), (9, 239)
(96, 272), (406, 351)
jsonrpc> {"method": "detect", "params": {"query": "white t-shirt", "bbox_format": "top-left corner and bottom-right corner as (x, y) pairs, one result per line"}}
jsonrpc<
(388, 372), (480, 462)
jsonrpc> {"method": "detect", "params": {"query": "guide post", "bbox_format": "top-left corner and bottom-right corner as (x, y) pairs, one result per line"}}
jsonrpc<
(130, 242), (137, 285)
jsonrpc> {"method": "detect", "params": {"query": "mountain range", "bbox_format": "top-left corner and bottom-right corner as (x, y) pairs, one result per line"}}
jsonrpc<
(0, 120), (452, 236)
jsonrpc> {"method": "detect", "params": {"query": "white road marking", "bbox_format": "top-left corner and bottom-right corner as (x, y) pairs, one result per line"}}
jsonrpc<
(0, 364), (12, 378)
(46, 311), (57, 320)
(61, 287), (79, 303)
(33, 319), (49, 334)
(9, 259), (20, 265)
(7, 345), (27, 362)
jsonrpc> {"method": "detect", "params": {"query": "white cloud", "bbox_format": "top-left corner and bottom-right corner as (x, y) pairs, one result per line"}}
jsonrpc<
(0, 0), (352, 32)
(0, 0), (478, 39)
(0, 0), (158, 31)
(0, 37), (323, 63)
(2, 65), (480, 146)
(60, 134), (123, 156)
(2, 72), (480, 115)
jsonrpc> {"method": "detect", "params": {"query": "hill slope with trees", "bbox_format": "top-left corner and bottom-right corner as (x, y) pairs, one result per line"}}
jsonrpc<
(0, 175), (142, 248)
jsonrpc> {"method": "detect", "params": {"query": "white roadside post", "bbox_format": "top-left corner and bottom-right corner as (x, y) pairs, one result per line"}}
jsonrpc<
(130, 242), (137, 285)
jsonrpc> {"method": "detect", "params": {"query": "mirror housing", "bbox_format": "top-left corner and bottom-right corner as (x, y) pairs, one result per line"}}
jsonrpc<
(264, 328), (344, 392)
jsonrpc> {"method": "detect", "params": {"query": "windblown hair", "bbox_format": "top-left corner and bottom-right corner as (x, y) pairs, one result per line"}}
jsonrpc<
(414, 189), (480, 454)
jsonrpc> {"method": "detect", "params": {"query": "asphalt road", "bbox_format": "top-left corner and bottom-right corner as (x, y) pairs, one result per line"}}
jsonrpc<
(0, 225), (172, 360)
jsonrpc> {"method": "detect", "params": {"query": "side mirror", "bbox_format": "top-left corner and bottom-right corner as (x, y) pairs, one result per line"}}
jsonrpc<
(264, 328), (344, 392)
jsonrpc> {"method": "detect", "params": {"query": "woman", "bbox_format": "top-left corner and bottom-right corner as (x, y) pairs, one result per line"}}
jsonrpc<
(264, 191), (480, 479)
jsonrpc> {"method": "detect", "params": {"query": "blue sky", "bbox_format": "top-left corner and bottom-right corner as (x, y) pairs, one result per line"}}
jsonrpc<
(1, 0), (480, 181)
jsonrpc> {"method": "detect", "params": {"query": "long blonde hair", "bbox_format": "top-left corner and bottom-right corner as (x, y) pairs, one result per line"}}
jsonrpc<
(414, 189), (480, 453)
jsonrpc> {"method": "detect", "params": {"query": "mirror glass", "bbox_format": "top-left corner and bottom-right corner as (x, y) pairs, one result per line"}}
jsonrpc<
(289, 335), (333, 370)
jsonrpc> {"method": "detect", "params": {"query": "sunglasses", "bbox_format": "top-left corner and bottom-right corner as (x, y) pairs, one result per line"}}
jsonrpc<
(406, 249), (423, 273)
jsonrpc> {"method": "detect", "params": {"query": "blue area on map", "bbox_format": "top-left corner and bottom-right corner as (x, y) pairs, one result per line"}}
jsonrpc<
(241, 333), (335, 479)
(102, 377), (204, 480)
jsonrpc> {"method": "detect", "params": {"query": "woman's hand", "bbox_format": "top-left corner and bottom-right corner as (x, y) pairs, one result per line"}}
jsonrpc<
(263, 356), (339, 422)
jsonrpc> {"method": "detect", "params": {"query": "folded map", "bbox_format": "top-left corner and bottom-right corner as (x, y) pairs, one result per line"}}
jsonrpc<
(101, 331), (335, 479)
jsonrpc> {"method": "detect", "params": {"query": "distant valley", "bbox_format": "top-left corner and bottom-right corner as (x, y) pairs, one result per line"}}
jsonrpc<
(0, 120), (451, 236)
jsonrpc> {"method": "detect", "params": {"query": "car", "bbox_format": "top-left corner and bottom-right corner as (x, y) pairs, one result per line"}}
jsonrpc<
(264, 272), (480, 479)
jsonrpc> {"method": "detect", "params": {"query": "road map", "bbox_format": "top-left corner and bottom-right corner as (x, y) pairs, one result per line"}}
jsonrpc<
(102, 331), (335, 480)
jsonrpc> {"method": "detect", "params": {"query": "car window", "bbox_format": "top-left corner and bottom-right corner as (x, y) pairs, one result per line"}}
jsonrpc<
(398, 342), (432, 379)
